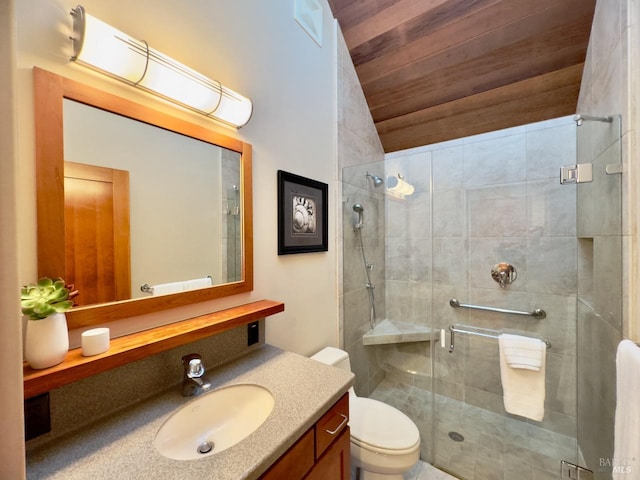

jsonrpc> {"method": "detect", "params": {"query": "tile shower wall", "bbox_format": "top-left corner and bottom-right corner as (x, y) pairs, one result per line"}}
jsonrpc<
(576, 0), (629, 477)
(575, 111), (623, 480)
(337, 25), (386, 398)
(386, 116), (579, 470)
(384, 152), (432, 328)
(381, 152), (433, 386)
(342, 163), (386, 396)
(221, 149), (242, 283)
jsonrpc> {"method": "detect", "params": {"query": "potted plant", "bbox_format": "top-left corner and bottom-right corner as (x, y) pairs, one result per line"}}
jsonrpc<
(21, 277), (79, 369)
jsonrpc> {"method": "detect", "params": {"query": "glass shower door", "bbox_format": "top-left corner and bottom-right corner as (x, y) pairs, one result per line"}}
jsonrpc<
(431, 117), (581, 480)
(575, 115), (623, 480)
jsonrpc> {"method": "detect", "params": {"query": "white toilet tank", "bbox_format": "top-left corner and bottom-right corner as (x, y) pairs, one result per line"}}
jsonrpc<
(310, 347), (352, 372)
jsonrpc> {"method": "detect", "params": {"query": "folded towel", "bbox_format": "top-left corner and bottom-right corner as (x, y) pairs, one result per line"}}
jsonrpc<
(500, 333), (545, 371)
(499, 333), (546, 421)
(613, 340), (640, 479)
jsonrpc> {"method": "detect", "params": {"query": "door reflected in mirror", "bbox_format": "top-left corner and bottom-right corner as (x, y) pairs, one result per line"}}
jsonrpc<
(63, 100), (242, 307)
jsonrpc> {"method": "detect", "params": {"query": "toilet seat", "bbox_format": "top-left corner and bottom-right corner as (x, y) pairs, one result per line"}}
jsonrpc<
(349, 397), (420, 454)
(351, 436), (420, 456)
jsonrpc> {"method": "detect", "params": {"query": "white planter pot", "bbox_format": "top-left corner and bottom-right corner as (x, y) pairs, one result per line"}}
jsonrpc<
(24, 312), (69, 369)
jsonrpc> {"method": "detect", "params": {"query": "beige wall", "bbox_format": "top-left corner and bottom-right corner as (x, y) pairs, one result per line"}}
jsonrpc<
(15, 0), (339, 345)
(8, 1), (340, 476)
(0, 1), (28, 478)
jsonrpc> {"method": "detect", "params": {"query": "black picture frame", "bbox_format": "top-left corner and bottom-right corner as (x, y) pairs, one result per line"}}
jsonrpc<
(277, 170), (328, 255)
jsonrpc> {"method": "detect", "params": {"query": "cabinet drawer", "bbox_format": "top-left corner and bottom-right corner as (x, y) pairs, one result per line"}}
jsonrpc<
(315, 393), (349, 459)
(261, 428), (315, 480)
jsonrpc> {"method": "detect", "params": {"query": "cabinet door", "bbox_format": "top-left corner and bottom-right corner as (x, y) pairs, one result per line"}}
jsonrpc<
(260, 428), (315, 480)
(305, 427), (350, 480)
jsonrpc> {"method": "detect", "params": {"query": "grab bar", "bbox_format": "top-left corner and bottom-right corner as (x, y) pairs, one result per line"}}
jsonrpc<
(448, 324), (551, 353)
(449, 298), (546, 319)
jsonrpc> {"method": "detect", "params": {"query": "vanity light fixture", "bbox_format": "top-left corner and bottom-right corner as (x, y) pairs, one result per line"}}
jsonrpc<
(69, 5), (253, 128)
(386, 173), (414, 198)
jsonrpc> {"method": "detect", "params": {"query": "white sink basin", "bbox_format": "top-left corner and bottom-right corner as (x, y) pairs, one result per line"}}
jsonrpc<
(154, 384), (275, 460)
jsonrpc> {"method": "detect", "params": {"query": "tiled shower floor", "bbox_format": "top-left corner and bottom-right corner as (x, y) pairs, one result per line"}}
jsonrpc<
(404, 461), (460, 479)
(369, 379), (579, 480)
(351, 461), (456, 480)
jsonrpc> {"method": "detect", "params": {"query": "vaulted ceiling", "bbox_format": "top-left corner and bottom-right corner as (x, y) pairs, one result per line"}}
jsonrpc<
(328, 0), (596, 152)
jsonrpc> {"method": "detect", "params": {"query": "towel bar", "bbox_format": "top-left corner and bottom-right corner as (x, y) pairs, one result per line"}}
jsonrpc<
(449, 298), (546, 319)
(448, 324), (551, 353)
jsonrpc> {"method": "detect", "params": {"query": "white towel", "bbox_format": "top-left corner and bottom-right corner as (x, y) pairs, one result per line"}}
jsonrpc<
(500, 333), (545, 371)
(151, 281), (185, 296)
(183, 277), (212, 291)
(151, 277), (212, 296)
(613, 340), (640, 479)
(498, 333), (546, 421)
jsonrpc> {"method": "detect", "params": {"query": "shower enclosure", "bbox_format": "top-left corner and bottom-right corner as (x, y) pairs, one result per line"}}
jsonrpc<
(341, 114), (622, 479)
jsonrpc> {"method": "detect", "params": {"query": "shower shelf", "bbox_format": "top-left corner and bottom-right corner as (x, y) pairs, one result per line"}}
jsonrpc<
(363, 319), (438, 346)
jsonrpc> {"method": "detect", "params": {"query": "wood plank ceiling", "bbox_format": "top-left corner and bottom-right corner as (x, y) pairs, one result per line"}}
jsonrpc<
(328, 0), (597, 153)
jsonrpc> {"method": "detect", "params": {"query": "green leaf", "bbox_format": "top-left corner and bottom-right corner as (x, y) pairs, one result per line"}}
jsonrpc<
(53, 301), (73, 312)
(33, 304), (56, 318)
(37, 277), (53, 288)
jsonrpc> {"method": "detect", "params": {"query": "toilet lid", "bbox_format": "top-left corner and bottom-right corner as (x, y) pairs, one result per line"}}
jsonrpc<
(349, 397), (420, 451)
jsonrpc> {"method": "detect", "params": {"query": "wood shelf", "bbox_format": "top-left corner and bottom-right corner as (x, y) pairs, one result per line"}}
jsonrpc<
(23, 300), (284, 399)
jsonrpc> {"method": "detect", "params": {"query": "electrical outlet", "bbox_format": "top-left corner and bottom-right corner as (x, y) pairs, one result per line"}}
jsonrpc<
(248, 321), (259, 346)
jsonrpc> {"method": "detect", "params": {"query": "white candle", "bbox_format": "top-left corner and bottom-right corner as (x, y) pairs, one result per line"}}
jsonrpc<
(81, 327), (110, 356)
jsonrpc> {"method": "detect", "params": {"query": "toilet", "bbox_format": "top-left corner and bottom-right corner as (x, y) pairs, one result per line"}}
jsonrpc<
(310, 347), (420, 480)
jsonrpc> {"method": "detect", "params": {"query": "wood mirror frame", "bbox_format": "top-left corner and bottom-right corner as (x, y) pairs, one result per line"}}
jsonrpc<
(33, 67), (253, 330)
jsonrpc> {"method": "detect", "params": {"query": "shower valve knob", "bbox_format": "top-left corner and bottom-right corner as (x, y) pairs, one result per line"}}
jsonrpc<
(491, 263), (517, 288)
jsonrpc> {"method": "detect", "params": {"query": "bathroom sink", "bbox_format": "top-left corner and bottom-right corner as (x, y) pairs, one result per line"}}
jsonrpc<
(154, 384), (275, 460)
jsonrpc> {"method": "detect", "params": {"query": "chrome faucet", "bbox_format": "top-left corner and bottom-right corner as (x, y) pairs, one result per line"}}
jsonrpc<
(181, 353), (212, 397)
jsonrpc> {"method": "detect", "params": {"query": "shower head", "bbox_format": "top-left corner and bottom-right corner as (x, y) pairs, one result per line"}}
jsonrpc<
(365, 172), (384, 188)
(353, 203), (364, 229)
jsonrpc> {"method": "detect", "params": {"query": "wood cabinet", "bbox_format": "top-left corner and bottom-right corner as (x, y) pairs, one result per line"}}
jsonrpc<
(261, 392), (350, 480)
(305, 428), (350, 480)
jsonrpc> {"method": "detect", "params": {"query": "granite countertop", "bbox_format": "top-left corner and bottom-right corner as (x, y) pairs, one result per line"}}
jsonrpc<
(27, 345), (354, 480)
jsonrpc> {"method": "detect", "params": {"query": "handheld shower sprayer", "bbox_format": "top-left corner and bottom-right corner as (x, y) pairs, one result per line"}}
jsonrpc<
(353, 203), (364, 230)
(352, 202), (377, 328)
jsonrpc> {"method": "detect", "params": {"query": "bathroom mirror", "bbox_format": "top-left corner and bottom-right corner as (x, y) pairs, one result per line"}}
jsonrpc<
(34, 67), (253, 329)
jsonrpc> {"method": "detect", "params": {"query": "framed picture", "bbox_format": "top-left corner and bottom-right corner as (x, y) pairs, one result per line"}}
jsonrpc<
(277, 170), (328, 255)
